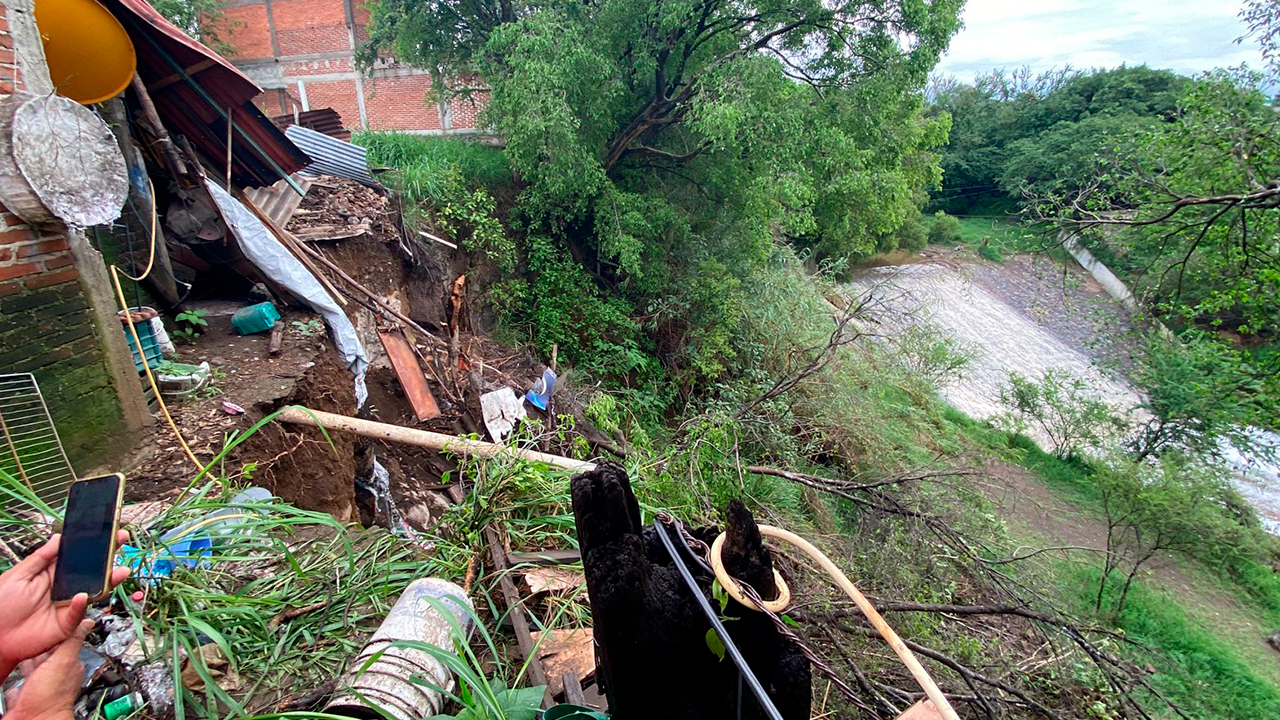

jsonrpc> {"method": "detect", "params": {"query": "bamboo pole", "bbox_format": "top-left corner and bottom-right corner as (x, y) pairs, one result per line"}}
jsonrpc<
(276, 406), (596, 473)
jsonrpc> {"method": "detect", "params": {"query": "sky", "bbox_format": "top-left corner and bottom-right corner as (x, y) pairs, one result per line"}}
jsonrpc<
(936, 0), (1266, 80)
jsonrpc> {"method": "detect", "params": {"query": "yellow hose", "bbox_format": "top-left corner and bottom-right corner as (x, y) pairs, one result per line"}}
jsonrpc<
(711, 525), (962, 720)
(110, 179), (202, 472)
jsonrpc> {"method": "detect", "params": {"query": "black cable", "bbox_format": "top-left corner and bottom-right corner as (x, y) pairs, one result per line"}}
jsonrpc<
(652, 519), (784, 720)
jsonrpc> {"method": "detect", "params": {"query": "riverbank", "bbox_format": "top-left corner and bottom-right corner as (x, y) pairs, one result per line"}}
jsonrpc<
(848, 243), (1280, 716)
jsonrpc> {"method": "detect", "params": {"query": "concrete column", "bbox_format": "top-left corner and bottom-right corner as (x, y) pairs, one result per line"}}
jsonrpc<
(65, 230), (152, 437)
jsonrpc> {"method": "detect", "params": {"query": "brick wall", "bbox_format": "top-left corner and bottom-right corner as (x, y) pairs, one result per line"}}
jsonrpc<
(219, 0), (486, 133)
(0, 2), (141, 472)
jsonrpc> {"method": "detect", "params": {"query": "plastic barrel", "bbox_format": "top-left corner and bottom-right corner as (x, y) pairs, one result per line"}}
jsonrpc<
(325, 579), (475, 720)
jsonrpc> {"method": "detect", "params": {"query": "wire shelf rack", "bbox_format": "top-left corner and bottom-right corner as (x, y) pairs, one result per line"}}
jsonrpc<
(0, 373), (76, 511)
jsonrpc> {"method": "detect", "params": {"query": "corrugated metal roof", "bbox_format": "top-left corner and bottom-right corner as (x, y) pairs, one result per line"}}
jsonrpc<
(285, 125), (379, 188)
(273, 108), (351, 141)
(102, 0), (309, 188)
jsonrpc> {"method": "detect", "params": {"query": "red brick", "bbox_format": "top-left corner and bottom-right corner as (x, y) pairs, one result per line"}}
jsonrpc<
(0, 279), (19, 298)
(0, 247), (8, 262)
(17, 238), (69, 258)
(0, 14), (9, 32)
(0, 32), (13, 50)
(0, 261), (39, 281)
(23, 268), (77, 289)
(220, 5), (273, 59)
(42, 254), (74, 270)
(0, 227), (31, 244)
(0, 48), (14, 66)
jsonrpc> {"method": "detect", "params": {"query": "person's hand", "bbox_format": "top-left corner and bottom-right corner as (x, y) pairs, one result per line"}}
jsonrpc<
(3, 619), (93, 720)
(0, 531), (131, 675)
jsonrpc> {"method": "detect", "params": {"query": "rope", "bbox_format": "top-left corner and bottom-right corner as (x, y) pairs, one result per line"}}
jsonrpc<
(710, 525), (962, 720)
(109, 179), (202, 472)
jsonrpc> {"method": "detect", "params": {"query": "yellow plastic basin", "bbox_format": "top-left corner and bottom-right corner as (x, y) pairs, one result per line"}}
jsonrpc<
(35, 0), (136, 105)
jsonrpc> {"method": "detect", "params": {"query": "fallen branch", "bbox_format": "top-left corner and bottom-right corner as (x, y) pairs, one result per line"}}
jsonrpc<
(268, 599), (330, 631)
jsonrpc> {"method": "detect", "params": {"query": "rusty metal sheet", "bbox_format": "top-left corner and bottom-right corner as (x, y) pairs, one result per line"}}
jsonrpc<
(377, 330), (440, 421)
(102, 0), (310, 187)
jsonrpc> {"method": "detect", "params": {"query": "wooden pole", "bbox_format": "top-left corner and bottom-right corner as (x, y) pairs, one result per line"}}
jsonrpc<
(484, 525), (554, 708)
(225, 107), (234, 189)
(129, 72), (187, 179)
(275, 406), (596, 472)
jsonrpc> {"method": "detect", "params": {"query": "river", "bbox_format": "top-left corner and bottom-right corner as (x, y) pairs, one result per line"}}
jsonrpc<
(853, 255), (1280, 532)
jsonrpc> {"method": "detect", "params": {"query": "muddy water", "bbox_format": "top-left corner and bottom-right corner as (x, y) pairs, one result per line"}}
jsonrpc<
(853, 260), (1280, 533)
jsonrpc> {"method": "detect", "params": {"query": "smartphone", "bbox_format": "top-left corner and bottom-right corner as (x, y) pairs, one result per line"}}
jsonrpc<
(51, 473), (125, 603)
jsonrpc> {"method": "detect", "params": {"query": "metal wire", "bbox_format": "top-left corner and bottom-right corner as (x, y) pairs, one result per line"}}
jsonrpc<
(0, 373), (76, 508)
(652, 519), (785, 720)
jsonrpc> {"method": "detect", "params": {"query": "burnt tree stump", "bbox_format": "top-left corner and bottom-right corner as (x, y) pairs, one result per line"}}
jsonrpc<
(571, 462), (810, 719)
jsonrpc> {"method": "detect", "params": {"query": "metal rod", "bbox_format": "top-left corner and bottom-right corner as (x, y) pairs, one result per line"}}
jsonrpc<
(652, 520), (784, 720)
(0, 407), (33, 492)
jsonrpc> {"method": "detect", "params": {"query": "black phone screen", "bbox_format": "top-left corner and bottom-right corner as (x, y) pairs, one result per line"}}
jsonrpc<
(51, 474), (122, 602)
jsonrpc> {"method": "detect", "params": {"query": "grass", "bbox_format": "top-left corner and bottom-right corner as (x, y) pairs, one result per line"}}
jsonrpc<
(1057, 562), (1280, 720)
(933, 405), (1280, 717)
(355, 132), (512, 206)
(924, 214), (1058, 263)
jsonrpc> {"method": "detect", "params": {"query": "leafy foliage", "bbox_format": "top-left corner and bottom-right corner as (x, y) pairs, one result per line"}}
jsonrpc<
(926, 210), (961, 245)
(357, 133), (512, 204)
(928, 65), (1186, 213)
(435, 169), (516, 273)
(998, 369), (1124, 459)
(1094, 454), (1251, 614)
(152, 0), (234, 52)
(365, 0), (963, 385)
(173, 308), (208, 344)
(1129, 328), (1278, 461)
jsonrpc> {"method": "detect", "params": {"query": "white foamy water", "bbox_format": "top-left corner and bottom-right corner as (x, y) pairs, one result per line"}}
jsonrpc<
(853, 261), (1280, 533)
(854, 263), (1142, 423)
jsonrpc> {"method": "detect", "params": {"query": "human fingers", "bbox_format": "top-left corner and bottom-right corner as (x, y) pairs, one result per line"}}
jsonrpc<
(108, 565), (131, 589)
(6, 534), (60, 580)
(116, 529), (130, 547)
(44, 619), (92, 664)
(54, 593), (89, 636)
(11, 621), (92, 715)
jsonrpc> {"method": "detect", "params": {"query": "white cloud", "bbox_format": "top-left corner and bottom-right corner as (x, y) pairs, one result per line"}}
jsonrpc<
(936, 0), (1264, 80)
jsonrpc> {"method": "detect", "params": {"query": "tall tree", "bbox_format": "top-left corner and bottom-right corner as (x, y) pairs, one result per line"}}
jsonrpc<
(367, 0), (962, 215)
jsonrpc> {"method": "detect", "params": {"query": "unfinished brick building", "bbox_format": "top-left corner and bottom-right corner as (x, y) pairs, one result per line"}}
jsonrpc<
(217, 0), (484, 134)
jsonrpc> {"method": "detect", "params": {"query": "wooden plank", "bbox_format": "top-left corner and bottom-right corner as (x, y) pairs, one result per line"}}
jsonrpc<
(294, 223), (371, 242)
(563, 672), (587, 706)
(149, 58), (219, 92)
(509, 549), (582, 566)
(484, 525), (554, 709)
(378, 329), (441, 421)
(268, 322), (283, 356)
(530, 628), (595, 697)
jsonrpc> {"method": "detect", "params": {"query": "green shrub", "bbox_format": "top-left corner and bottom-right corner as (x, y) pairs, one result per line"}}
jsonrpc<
(434, 168), (516, 272)
(998, 369), (1124, 458)
(491, 236), (658, 385)
(977, 238), (1005, 262)
(927, 210), (962, 245)
(895, 213), (929, 252)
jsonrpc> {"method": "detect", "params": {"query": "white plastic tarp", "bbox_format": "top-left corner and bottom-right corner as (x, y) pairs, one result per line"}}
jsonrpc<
(204, 180), (369, 405)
